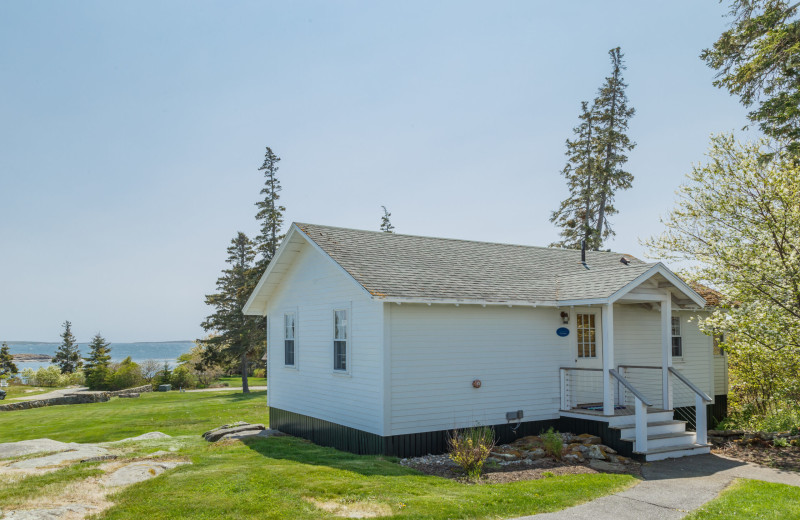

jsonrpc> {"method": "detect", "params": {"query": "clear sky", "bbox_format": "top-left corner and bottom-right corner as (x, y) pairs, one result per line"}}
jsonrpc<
(0, 1), (750, 342)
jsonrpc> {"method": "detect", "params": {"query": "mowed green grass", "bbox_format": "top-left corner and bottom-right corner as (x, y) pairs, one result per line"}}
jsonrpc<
(100, 436), (634, 520)
(2, 385), (68, 399)
(0, 391), (636, 519)
(686, 479), (800, 519)
(0, 390), (268, 443)
(216, 375), (267, 387)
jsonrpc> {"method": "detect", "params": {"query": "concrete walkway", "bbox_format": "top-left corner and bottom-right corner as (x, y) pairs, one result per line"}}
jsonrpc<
(516, 454), (800, 519)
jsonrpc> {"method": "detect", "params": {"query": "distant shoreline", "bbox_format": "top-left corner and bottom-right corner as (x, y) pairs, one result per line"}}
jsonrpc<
(11, 353), (52, 362)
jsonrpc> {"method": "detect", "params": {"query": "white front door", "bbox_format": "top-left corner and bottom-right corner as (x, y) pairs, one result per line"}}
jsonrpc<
(572, 308), (603, 369)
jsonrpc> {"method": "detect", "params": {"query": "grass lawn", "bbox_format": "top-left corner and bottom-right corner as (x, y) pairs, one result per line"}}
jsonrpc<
(216, 376), (267, 387)
(2, 385), (69, 399)
(0, 390), (269, 443)
(0, 391), (636, 519)
(686, 479), (800, 519)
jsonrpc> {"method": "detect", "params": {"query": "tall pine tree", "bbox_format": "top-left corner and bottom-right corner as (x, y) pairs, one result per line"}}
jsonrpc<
(201, 232), (263, 393)
(52, 321), (82, 374)
(593, 47), (636, 247)
(550, 101), (600, 249)
(0, 342), (18, 378)
(84, 333), (112, 390)
(254, 147), (285, 270)
(380, 206), (394, 233)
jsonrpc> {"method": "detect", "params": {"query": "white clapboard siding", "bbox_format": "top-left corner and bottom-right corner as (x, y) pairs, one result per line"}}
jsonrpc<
(713, 354), (728, 395)
(387, 304), (571, 436)
(265, 242), (384, 435)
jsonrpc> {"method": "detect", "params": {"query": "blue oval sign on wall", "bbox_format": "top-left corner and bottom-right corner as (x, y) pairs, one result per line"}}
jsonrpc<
(556, 327), (570, 337)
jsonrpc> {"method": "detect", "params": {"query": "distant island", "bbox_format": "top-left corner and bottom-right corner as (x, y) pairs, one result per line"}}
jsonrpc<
(12, 353), (52, 362)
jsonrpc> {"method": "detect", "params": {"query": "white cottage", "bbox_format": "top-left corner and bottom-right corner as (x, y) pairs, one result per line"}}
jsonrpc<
(244, 223), (728, 461)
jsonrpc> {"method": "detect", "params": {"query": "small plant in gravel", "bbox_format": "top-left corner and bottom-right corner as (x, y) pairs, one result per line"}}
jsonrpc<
(541, 428), (564, 460)
(774, 438), (789, 448)
(447, 426), (496, 480)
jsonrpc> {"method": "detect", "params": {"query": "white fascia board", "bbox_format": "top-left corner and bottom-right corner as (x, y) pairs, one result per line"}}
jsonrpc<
(242, 226), (301, 316)
(608, 263), (706, 307)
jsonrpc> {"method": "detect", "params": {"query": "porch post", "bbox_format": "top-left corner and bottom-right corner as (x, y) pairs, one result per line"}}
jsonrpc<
(602, 303), (615, 415)
(661, 295), (673, 410)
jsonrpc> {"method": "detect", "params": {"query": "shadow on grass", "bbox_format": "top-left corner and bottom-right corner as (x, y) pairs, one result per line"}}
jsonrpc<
(240, 435), (415, 478)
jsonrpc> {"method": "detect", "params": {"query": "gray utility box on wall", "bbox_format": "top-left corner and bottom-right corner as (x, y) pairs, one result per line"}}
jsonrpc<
(506, 410), (524, 421)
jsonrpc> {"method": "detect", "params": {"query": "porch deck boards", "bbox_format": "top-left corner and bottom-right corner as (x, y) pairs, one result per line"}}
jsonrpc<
(563, 405), (672, 417)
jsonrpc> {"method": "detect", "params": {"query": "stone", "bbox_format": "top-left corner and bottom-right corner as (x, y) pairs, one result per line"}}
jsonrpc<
(0, 393), (110, 412)
(118, 393), (139, 398)
(526, 448), (546, 459)
(204, 423), (266, 442)
(0, 439), (78, 460)
(589, 459), (627, 473)
(1, 504), (97, 519)
(585, 445), (607, 460)
(576, 434), (602, 445)
(106, 432), (171, 444)
(219, 429), (286, 441)
(491, 452), (521, 461)
(563, 454), (581, 462)
(8, 446), (110, 469)
(599, 445), (617, 454)
(103, 460), (190, 487)
(202, 422), (249, 437)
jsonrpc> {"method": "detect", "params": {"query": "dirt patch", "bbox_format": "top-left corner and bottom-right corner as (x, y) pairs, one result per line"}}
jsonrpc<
(713, 442), (800, 472)
(305, 497), (393, 518)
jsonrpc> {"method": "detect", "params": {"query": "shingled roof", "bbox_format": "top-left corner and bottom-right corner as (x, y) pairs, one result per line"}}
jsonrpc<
(294, 223), (656, 304)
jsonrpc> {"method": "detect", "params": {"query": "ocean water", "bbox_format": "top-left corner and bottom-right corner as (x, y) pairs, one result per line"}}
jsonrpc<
(5, 341), (195, 372)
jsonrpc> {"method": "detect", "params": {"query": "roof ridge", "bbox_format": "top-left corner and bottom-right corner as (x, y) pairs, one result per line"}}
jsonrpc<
(294, 222), (633, 257)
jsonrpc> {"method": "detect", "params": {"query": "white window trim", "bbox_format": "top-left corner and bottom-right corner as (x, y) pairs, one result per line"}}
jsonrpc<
(283, 309), (299, 369)
(332, 303), (352, 376)
(671, 315), (683, 359)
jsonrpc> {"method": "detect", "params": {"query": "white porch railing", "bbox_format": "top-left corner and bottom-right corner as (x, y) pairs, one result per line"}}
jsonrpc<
(670, 367), (713, 444)
(617, 365), (664, 409)
(610, 369), (653, 452)
(559, 367), (604, 411)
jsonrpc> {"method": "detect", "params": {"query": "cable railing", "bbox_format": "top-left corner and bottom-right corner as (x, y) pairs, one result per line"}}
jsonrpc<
(670, 367), (712, 443)
(616, 365), (664, 410)
(559, 367), (603, 411)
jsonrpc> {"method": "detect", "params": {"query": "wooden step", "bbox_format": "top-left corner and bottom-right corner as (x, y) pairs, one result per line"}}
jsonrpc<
(623, 431), (697, 450)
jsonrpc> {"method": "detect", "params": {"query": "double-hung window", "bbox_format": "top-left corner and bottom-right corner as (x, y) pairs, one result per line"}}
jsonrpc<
(284, 313), (296, 366)
(671, 316), (682, 357)
(333, 309), (347, 371)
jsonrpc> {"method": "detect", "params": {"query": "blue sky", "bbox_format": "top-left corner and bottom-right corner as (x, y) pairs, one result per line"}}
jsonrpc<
(0, 1), (749, 342)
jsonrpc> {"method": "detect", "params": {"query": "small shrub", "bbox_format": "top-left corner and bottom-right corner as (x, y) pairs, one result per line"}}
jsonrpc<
(774, 437), (789, 447)
(65, 370), (85, 386)
(170, 365), (197, 389)
(542, 471), (555, 478)
(790, 426), (799, 436)
(110, 357), (144, 390)
(447, 426), (496, 480)
(253, 368), (266, 378)
(541, 427), (564, 460)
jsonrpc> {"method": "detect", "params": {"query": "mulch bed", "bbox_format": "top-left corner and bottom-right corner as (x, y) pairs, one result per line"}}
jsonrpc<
(713, 442), (800, 473)
(402, 455), (641, 484)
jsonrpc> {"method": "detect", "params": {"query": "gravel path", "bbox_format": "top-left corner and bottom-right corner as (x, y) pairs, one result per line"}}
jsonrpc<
(515, 453), (800, 520)
(7, 386), (88, 401)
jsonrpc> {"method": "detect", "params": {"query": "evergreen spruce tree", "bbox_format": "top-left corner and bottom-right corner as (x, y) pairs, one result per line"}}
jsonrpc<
(200, 232), (263, 393)
(83, 333), (112, 390)
(550, 101), (601, 249)
(0, 342), (18, 377)
(52, 321), (82, 374)
(380, 206), (395, 233)
(254, 147), (286, 270)
(160, 361), (171, 385)
(592, 47), (636, 248)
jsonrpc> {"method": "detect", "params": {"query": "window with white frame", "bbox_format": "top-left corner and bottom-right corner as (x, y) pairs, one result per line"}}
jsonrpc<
(576, 313), (597, 358)
(671, 316), (682, 357)
(284, 313), (296, 366)
(333, 309), (347, 371)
